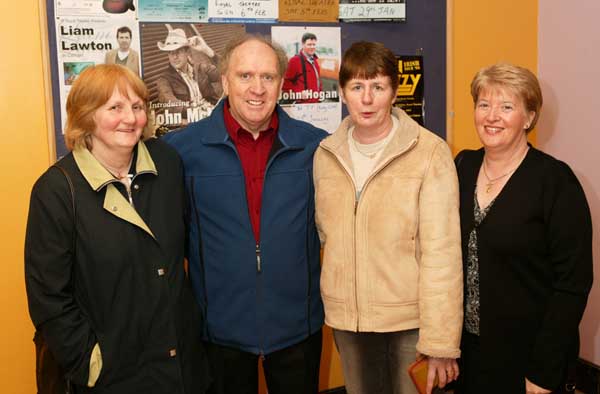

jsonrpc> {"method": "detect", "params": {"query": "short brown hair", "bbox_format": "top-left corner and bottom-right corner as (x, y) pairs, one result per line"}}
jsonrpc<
(64, 64), (152, 151)
(339, 41), (399, 94)
(471, 63), (543, 132)
(218, 34), (288, 78)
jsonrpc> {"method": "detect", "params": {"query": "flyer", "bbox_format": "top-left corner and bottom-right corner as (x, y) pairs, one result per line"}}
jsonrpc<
(208, 0), (277, 23)
(272, 26), (341, 133)
(140, 22), (246, 134)
(339, 0), (405, 22)
(54, 15), (141, 131)
(55, 0), (137, 17)
(394, 55), (424, 126)
(138, 0), (208, 22)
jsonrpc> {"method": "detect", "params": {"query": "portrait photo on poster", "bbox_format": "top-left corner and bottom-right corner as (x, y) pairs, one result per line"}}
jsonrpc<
(271, 26), (341, 133)
(139, 22), (246, 135)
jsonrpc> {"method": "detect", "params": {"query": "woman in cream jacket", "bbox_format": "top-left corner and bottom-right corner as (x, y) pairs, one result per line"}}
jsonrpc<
(314, 42), (463, 394)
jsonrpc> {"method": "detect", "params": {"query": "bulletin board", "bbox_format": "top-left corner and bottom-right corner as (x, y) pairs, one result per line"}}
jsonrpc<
(45, 0), (446, 158)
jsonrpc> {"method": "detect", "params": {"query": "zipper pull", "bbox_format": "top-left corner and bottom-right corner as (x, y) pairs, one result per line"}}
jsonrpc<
(256, 244), (261, 273)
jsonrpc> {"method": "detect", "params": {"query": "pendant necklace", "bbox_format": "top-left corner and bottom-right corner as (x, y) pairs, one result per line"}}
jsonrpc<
(481, 147), (529, 193)
(481, 164), (514, 193)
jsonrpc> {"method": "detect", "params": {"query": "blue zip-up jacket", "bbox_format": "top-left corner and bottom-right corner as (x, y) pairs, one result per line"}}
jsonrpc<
(163, 100), (326, 355)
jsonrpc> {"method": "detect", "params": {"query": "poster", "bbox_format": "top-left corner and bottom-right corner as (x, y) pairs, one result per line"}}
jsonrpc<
(278, 0), (338, 22)
(54, 15), (141, 131)
(339, 0), (405, 22)
(55, 0), (136, 17)
(140, 23), (246, 135)
(394, 55), (424, 126)
(208, 0), (277, 23)
(272, 26), (341, 133)
(138, 0), (208, 22)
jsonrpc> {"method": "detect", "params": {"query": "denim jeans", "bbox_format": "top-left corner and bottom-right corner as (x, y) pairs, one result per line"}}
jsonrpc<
(333, 328), (420, 394)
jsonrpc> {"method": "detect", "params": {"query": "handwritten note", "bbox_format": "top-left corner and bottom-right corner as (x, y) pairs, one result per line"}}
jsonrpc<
(339, 0), (405, 22)
(282, 102), (341, 134)
(208, 0), (277, 22)
(279, 0), (338, 22)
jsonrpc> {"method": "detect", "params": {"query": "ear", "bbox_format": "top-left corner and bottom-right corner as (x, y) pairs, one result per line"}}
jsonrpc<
(221, 74), (229, 96)
(339, 88), (346, 104)
(526, 111), (535, 129)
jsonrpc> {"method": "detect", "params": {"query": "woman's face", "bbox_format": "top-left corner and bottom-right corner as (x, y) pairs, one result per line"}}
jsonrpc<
(341, 74), (396, 134)
(91, 85), (147, 155)
(474, 86), (535, 153)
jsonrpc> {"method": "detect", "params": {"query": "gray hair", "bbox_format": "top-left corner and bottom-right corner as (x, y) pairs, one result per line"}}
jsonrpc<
(218, 33), (288, 78)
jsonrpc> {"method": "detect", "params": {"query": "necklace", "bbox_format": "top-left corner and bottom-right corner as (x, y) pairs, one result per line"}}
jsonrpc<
(481, 163), (514, 193)
(481, 147), (529, 193)
(97, 155), (134, 180)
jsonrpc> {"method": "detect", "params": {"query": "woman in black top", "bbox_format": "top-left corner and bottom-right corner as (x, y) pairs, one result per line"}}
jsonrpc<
(25, 64), (209, 393)
(455, 63), (592, 394)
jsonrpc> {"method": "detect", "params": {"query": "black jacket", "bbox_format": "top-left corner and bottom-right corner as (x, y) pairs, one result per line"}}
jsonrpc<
(455, 147), (592, 393)
(25, 139), (209, 393)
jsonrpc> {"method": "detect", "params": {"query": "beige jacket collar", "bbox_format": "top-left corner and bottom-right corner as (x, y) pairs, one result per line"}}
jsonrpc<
(73, 141), (157, 239)
(320, 107), (420, 182)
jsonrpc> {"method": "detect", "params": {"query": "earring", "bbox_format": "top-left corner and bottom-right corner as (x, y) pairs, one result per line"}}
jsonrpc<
(524, 124), (530, 129)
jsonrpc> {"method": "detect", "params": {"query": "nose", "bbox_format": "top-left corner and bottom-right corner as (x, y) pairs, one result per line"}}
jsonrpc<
(249, 76), (266, 95)
(361, 86), (374, 104)
(121, 106), (136, 124)
(486, 105), (500, 121)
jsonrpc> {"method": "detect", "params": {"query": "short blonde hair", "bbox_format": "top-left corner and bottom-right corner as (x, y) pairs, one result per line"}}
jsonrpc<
(64, 64), (152, 151)
(470, 63), (543, 132)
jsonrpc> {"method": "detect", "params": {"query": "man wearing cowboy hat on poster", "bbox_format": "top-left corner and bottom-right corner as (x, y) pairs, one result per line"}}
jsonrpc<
(156, 28), (221, 128)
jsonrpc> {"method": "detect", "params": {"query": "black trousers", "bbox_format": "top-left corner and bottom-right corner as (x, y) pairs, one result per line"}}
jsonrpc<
(204, 329), (322, 394)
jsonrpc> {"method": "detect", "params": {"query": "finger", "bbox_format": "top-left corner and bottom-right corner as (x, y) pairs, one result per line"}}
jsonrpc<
(426, 366), (437, 394)
(437, 366), (448, 388)
(453, 361), (460, 379)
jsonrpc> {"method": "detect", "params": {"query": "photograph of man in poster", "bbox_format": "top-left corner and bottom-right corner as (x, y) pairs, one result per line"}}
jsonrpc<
(104, 26), (140, 75)
(282, 32), (321, 103)
(155, 28), (221, 128)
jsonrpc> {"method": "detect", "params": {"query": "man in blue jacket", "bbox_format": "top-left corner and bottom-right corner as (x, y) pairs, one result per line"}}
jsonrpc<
(163, 34), (326, 394)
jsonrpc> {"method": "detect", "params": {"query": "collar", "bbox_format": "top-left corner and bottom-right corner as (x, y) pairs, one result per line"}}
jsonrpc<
(302, 51), (318, 62)
(320, 107), (419, 178)
(73, 140), (157, 240)
(73, 140), (157, 192)
(223, 99), (279, 143)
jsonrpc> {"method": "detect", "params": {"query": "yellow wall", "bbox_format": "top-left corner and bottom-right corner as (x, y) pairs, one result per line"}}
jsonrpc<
(449, 0), (538, 154)
(1, 1), (537, 392)
(0, 0), (51, 392)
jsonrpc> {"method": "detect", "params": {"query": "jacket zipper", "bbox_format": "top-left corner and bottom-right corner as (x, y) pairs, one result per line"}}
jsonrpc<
(320, 138), (418, 331)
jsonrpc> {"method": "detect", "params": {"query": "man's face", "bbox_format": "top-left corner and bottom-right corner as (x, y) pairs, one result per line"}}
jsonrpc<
(117, 32), (131, 51)
(221, 40), (283, 134)
(168, 47), (189, 71)
(302, 39), (317, 57)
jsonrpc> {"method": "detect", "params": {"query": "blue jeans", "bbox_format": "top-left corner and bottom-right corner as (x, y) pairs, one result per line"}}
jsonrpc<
(333, 328), (420, 394)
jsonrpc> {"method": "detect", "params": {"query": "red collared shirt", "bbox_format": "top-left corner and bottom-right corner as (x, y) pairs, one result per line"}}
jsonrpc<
(224, 100), (278, 242)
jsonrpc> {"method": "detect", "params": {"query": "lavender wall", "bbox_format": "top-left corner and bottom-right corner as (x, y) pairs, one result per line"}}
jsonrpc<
(538, 0), (600, 365)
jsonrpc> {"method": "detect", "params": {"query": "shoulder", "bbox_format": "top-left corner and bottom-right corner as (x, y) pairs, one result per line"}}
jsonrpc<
(144, 137), (179, 160)
(529, 148), (583, 189)
(30, 155), (76, 203)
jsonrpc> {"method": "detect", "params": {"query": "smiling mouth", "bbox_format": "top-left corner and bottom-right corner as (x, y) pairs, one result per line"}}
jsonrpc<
(247, 100), (264, 106)
(485, 126), (503, 133)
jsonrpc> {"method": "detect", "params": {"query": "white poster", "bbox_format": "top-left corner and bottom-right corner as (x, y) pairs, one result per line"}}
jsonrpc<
(272, 26), (341, 133)
(208, 0), (277, 23)
(55, 15), (141, 131)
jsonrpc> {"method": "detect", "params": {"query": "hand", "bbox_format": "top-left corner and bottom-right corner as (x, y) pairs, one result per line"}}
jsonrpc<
(525, 378), (551, 394)
(427, 357), (459, 394)
(188, 35), (214, 58)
